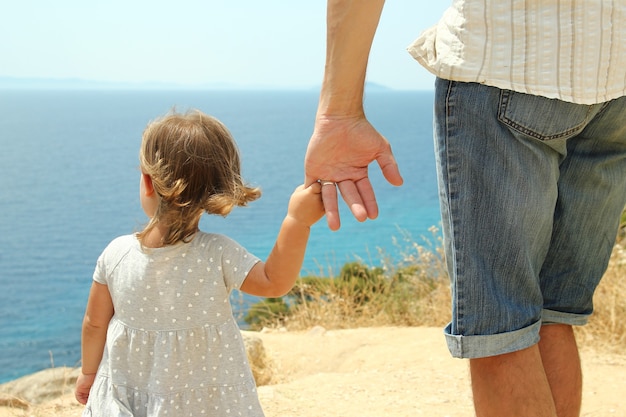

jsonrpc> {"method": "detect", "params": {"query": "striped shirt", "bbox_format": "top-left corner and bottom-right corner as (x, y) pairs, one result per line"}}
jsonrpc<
(408, 0), (626, 104)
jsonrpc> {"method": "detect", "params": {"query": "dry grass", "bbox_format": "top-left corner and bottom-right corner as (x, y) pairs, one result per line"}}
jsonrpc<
(575, 242), (626, 354)
(247, 227), (450, 330)
(249, 226), (626, 354)
(0, 367), (82, 417)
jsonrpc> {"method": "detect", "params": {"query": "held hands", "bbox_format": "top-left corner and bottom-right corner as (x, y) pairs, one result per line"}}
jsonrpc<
(239, 183), (324, 298)
(304, 115), (403, 231)
(286, 182), (325, 228)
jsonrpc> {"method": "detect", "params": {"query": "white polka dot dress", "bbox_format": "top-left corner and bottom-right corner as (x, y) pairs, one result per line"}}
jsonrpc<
(82, 232), (264, 417)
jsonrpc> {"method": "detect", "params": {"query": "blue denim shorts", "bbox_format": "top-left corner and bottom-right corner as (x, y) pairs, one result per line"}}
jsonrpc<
(434, 78), (626, 358)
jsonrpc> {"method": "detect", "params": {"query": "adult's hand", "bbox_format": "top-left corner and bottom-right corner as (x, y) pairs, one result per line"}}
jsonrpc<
(304, 114), (403, 231)
(307, 0), (400, 230)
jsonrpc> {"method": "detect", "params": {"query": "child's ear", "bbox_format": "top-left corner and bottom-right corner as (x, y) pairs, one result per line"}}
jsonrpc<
(142, 173), (155, 196)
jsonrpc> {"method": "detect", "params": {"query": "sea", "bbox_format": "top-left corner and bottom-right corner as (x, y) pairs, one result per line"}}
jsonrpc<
(0, 89), (440, 384)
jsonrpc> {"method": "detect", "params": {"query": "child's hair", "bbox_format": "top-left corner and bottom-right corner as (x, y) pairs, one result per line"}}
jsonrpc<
(137, 109), (261, 246)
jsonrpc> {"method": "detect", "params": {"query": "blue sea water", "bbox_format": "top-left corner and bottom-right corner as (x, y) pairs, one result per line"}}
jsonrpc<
(0, 89), (439, 383)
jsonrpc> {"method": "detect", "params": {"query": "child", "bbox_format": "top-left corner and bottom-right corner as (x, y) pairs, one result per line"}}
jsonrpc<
(74, 110), (325, 416)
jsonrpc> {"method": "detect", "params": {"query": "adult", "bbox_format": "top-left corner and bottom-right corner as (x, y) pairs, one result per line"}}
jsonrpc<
(304, 1), (626, 416)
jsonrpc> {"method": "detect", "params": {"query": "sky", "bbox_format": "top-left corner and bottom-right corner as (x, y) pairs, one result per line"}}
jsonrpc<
(1, 1), (450, 90)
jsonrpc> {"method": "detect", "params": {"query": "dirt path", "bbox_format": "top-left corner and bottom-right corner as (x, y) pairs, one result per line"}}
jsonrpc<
(2, 327), (624, 416)
(256, 326), (626, 416)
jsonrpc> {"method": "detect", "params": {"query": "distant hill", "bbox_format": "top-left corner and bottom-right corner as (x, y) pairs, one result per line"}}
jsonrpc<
(364, 82), (393, 91)
(0, 77), (395, 91)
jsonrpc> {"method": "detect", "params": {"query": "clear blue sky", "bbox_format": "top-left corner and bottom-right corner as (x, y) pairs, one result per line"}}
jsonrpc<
(1, 1), (449, 90)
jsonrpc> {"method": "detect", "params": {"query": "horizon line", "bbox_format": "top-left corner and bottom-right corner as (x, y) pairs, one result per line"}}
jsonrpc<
(0, 76), (433, 92)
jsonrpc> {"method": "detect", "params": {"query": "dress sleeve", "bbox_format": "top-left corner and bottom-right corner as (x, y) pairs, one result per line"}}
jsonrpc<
(91, 234), (135, 286)
(216, 235), (261, 292)
(92, 251), (108, 285)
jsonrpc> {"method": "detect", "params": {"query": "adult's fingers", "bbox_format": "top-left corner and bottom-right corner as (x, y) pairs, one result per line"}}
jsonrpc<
(320, 181), (341, 231)
(354, 178), (378, 220)
(377, 149), (404, 187)
(337, 180), (368, 222)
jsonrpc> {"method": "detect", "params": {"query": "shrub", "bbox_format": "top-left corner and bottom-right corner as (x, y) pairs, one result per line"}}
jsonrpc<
(243, 224), (626, 355)
(244, 228), (451, 330)
(244, 297), (290, 327)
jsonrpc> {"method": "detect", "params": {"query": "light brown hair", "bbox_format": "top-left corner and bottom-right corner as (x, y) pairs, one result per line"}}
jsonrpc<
(137, 110), (261, 246)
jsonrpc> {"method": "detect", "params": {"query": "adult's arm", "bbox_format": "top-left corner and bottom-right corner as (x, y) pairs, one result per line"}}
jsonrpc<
(305, 0), (403, 231)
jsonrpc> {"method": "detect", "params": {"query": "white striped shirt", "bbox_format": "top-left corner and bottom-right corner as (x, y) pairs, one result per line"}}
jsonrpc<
(408, 0), (626, 104)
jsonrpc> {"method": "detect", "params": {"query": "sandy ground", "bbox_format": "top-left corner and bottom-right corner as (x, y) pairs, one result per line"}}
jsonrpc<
(2, 326), (625, 416)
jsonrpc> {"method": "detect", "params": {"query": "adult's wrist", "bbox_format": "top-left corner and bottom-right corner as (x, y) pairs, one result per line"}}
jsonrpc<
(317, 85), (365, 118)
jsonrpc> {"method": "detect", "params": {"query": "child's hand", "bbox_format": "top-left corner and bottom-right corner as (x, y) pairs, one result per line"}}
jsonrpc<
(75, 372), (96, 405)
(286, 183), (325, 227)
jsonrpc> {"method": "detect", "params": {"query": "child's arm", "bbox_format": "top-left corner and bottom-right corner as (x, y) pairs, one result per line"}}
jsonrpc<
(241, 182), (324, 297)
(75, 281), (114, 405)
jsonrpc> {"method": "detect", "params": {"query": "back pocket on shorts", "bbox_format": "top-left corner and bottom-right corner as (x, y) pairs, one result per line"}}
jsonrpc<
(498, 90), (593, 141)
